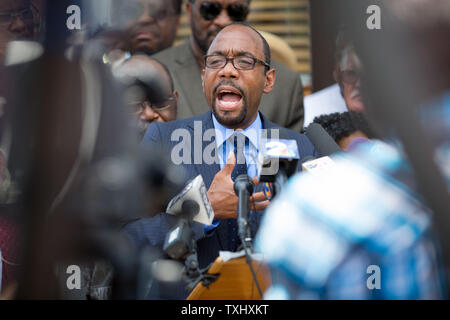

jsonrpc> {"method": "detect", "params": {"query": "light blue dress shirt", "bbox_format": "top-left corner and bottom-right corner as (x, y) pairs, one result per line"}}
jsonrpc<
(212, 112), (262, 178)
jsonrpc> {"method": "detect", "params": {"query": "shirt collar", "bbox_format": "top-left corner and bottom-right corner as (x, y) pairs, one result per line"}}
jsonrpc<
(212, 112), (262, 150)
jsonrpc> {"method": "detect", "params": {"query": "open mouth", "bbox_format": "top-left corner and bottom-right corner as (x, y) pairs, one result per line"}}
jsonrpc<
(215, 87), (243, 111)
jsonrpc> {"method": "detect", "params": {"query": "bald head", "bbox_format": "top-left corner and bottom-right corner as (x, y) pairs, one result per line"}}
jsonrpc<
(114, 55), (178, 137)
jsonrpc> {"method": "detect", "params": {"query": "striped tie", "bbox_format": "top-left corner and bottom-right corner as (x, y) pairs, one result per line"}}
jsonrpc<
(228, 133), (248, 251)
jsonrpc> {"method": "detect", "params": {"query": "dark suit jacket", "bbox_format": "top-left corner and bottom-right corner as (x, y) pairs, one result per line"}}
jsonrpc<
(123, 111), (317, 270)
(152, 40), (305, 131)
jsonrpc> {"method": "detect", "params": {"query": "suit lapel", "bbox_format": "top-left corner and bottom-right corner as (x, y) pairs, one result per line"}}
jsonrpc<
(260, 113), (290, 140)
(172, 41), (210, 118)
(187, 111), (220, 189)
(187, 112), (229, 250)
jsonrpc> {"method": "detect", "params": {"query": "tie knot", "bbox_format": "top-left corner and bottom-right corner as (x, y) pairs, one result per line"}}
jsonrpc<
(233, 133), (247, 152)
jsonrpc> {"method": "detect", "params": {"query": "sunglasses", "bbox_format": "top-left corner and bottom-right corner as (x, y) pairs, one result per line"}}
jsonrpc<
(199, 2), (249, 22)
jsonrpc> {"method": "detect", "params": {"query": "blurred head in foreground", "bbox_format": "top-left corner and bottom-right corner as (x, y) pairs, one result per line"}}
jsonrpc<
(113, 55), (178, 138)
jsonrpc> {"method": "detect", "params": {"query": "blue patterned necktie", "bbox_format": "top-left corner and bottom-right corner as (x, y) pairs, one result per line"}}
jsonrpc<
(228, 133), (248, 251)
(231, 133), (248, 180)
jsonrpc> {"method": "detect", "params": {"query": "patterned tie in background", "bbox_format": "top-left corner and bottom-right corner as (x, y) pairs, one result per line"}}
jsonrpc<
(228, 133), (248, 251)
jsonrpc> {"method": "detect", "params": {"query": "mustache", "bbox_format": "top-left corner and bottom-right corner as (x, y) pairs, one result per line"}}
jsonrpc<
(213, 81), (245, 97)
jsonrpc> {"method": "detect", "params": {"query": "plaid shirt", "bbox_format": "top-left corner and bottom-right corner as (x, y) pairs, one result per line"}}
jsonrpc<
(255, 95), (450, 299)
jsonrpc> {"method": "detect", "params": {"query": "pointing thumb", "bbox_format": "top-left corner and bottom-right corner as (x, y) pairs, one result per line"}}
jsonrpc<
(223, 151), (236, 176)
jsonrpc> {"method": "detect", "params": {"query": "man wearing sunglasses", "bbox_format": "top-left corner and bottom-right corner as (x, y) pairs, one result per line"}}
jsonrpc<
(153, 0), (305, 132)
(0, 0), (38, 64)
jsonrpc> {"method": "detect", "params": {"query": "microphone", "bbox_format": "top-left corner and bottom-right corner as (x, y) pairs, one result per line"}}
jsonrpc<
(305, 123), (342, 157)
(163, 175), (214, 259)
(233, 175), (254, 244)
(302, 156), (336, 175)
(257, 139), (300, 197)
(233, 176), (262, 297)
(165, 175), (214, 226)
(163, 179), (221, 290)
(163, 200), (199, 260)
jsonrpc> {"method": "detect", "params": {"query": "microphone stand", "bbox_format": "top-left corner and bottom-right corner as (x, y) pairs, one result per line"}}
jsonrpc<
(233, 175), (263, 297)
(183, 237), (219, 293)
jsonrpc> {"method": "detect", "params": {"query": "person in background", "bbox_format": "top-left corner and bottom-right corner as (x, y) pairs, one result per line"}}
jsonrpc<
(153, 0), (305, 131)
(113, 54), (178, 139)
(303, 28), (364, 127)
(311, 111), (375, 151)
(0, 0), (39, 64)
(333, 28), (364, 113)
(112, 0), (182, 56)
(0, 0), (41, 296)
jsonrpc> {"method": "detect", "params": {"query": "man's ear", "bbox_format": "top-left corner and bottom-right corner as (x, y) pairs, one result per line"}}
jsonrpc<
(201, 69), (205, 91)
(186, 1), (192, 19)
(263, 68), (276, 94)
(173, 90), (179, 101)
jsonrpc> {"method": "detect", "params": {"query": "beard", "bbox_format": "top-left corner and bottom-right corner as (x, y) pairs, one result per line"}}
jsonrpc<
(212, 101), (248, 127)
(211, 82), (248, 127)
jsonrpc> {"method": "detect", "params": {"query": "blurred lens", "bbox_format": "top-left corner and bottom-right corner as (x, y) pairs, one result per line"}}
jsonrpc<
(227, 4), (249, 22)
(199, 2), (222, 21)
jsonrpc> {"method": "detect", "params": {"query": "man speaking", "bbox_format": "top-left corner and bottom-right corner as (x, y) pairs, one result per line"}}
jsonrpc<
(124, 23), (317, 271)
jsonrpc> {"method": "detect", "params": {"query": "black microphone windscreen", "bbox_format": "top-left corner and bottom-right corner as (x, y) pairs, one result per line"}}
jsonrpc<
(305, 123), (342, 157)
